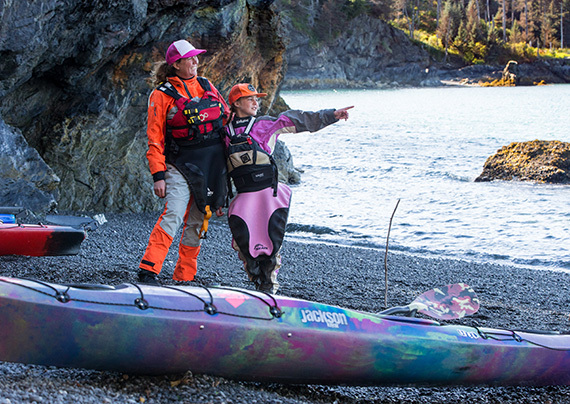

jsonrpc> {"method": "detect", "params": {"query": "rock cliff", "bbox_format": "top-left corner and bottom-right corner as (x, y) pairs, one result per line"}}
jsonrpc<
(475, 140), (570, 184)
(0, 0), (287, 213)
(4, 1), (566, 214)
(0, 117), (59, 212)
(281, 14), (441, 89)
(278, 12), (570, 89)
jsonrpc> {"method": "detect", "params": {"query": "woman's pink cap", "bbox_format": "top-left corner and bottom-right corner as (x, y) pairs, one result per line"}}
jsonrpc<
(165, 40), (206, 65)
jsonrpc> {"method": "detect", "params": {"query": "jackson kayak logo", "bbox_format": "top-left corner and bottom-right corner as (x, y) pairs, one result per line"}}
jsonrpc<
(254, 243), (268, 251)
(300, 309), (348, 328)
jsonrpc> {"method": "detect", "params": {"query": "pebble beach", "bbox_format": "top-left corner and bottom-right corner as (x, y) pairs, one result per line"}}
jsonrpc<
(2, 212), (570, 403)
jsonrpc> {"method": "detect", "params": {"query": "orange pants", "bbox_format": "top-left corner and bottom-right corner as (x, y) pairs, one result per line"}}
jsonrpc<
(139, 165), (204, 281)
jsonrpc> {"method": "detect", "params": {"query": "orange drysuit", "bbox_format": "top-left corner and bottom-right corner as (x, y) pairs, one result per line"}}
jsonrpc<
(139, 75), (229, 281)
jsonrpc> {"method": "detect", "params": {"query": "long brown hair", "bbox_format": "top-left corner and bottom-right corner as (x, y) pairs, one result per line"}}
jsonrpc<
(150, 61), (177, 86)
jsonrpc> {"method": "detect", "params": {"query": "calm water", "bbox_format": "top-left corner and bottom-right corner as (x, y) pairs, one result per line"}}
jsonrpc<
(279, 85), (570, 271)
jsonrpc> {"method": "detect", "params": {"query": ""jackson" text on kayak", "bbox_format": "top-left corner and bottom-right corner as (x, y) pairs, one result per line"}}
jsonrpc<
(300, 309), (348, 328)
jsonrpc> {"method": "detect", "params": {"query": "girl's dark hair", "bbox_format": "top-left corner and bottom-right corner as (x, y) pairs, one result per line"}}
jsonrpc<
(150, 61), (178, 86)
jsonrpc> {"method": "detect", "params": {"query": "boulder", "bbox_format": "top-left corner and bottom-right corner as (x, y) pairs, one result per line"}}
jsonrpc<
(273, 140), (301, 185)
(0, 117), (59, 212)
(475, 140), (570, 184)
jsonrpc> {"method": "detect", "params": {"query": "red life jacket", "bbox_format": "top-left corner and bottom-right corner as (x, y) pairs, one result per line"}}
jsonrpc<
(156, 77), (225, 144)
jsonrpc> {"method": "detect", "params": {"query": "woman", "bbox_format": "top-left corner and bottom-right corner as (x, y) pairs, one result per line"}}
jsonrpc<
(225, 83), (352, 294)
(138, 39), (229, 285)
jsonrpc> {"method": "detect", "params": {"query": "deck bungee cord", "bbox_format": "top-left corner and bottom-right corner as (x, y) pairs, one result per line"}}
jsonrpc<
(4, 277), (567, 351)
(0, 277), (282, 321)
(469, 324), (570, 351)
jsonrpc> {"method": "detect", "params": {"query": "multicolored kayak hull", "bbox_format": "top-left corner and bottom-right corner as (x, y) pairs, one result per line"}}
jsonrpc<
(1, 276), (570, 386)
(0, 223), (85, 256)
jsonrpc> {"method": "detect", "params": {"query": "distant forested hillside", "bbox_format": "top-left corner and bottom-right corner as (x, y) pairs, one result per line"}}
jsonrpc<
(276, 0), (570, 64)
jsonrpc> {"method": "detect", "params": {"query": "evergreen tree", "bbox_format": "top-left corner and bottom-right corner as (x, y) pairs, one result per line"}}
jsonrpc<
(466, 0), (483, 41)
(438, 0), (463, 58)
(542, 0), (559, 48)
(528, 0), (542, 47)
(510, 18), (524, 42)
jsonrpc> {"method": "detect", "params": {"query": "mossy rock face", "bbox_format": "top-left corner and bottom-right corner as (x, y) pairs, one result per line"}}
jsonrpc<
(475, 140), (570, 183)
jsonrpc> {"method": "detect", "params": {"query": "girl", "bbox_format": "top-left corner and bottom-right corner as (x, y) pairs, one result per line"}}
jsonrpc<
(225, 83), (352, 293)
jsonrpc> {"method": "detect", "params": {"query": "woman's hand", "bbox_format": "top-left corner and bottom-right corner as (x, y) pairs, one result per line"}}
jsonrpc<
(334, 106), (354, 121)
(153, 180), (166, 198)
(215, 207), (224, 217)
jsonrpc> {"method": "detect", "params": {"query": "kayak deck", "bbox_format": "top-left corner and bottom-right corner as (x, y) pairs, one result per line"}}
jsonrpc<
(1, 276), (570, 386)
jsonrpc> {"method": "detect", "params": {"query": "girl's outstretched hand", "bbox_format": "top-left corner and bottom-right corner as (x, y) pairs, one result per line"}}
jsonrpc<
(334, 106), (354, 121)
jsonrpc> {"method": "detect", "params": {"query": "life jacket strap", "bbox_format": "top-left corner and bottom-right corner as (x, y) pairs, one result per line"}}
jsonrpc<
(157, 77), (213, 99)
(228, 117), (256, 138)
(157, 81), (183, 100)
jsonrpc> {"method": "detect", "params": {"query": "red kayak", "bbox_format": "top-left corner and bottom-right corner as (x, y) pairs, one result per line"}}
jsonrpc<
(0, 223), (86, 256)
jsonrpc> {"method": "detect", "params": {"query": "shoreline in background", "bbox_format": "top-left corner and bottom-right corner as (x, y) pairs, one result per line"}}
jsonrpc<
(284, 231), (570, 276)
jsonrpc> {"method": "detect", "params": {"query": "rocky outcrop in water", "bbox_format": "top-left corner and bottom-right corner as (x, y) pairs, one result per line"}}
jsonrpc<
(0, 0), (288, 214)
(437, 59), (570, 86)
(475, 140), (570, 183)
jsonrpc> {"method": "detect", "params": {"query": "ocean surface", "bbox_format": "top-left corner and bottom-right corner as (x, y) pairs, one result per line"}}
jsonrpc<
(278, 84), (570, 272)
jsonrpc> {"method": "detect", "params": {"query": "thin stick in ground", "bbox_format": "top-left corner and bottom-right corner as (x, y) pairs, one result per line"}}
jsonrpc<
(385, 199), (400, 308)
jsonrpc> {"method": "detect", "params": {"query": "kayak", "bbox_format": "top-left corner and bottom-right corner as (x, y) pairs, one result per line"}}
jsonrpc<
(0, 223), (85, 256)
(0, 276), (570, 386)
